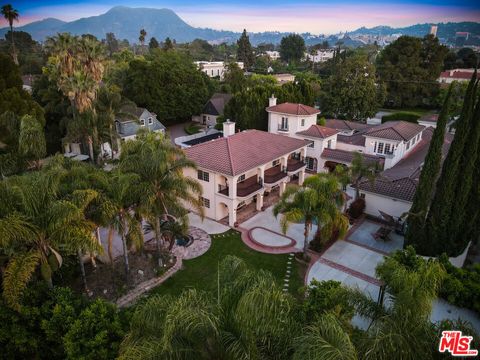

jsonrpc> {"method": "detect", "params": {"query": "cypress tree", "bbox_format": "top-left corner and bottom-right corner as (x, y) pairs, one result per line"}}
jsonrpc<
(237, 29), (254, 69)
(405, 85), (452, 252)
(447, 90), (480, 254)
(424, 72), (478, 256)
(463, 154), (480, 243)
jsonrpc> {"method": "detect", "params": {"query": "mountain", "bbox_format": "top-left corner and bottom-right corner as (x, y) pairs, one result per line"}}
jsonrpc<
(1, 6), (479, 45)
(0, 6), (236, 43)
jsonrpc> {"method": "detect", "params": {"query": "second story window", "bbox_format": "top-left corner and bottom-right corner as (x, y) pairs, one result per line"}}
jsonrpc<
(301, 119), (305, 126)
(237, 174), (246, 183)
(377, 142), (384, 154)
(306, 139), (314, 148)
(327, 139), (332, 149)
(200, 197), (210, 208)
(385, 143), (391, 154)
(140, 119), (145, 126)
(197, 170), (209, 182)
(272, 159), (280, 167)
(279, 117), (289, 131)
(148, 117), (153, 125)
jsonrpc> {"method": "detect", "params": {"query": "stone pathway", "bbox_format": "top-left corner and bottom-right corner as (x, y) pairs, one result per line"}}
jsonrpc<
(116, 257), (183, 308)
(283, 253), (295, 292)
(172, 226), (211, 260)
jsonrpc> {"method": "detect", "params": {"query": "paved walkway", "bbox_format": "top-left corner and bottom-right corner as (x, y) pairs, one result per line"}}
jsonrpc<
(306, 218), (480, 332)
(172, 226), (211, 260)
(166, 122), (189, 144)
(188, 213), (229, 234)
(249, 227), (296, 248)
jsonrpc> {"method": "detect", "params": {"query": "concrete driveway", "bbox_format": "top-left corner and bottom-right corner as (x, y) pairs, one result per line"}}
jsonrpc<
(167, 122), (189, 144)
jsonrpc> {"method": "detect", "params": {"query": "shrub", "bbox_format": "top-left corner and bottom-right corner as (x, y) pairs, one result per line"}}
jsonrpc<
(184, 123), (201, 135)
(348, 198), (365, 219)
(382, 112), (420, 124)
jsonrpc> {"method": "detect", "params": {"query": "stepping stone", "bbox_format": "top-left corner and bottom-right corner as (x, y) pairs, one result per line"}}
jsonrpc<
(284, 279), (289, 282)
(286, 270), (291, 274)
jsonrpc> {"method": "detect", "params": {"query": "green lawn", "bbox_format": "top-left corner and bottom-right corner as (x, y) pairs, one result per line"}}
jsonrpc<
(149, 229), (305, 298)
(184, 123), (202, 135)
(379, 107), (432, 116)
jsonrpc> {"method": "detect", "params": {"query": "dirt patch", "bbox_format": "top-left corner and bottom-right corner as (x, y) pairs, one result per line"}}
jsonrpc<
(72, 250), (175, 302)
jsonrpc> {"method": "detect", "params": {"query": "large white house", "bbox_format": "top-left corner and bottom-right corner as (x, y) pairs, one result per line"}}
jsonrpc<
(184, 121), (309, 226)
(305, 49), (335, 63)
(195, 61), (244, 80)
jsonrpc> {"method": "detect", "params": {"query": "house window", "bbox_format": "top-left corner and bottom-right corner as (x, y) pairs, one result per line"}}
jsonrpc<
(148, 117), (153, 125)
(327, 139), (332, 149)
(377, 142), (384, 154)
(140, 119), (145, 126)
(280, 117), (289, 130)
(306, 139), (314, 148)
(385, 143), (391, 154)
(406, 141), (410, 150)
(272, 159), (280, 167)
(200, 197), (210, 208)
(373, 142), (377, 152)
(197, 170), (209, 182)
(301, 119), (305, 126)
(306, 157), (317, 172)
(237, 174), (246, 183)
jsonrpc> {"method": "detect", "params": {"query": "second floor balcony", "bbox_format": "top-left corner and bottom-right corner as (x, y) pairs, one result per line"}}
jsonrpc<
(218, 174), (263, 198)
(287, 158), (306, 173)
(264, 165), (288, 184)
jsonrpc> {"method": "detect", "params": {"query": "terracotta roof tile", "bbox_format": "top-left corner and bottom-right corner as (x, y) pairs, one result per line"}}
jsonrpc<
(184, 130), (309, 176)
(325, 119), (369, 131)
(365, 121), (425, 141)
(296, 125), (338, 139)
(266, 102), (320, 116)
(439, 69), (479, 80)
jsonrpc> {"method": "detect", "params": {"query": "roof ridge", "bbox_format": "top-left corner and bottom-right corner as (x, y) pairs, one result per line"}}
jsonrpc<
(225, 136), (235, 175)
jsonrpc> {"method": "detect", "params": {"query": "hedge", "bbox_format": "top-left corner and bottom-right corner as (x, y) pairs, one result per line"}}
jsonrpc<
(382, 112), (420, 124)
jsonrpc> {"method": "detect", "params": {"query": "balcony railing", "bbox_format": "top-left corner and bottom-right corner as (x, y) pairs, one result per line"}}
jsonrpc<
(217, 175), (263, 198)
(287, 158), (306, 172)
(264, 165), (288, 184)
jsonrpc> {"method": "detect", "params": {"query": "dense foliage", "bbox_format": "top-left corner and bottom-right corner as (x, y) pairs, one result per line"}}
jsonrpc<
(122, 50), (214, 124)
(280, 34), (306, 63)
(236, 29), (255, 69)
(377, 35), (448, 108)
(381, 111), (420, 123)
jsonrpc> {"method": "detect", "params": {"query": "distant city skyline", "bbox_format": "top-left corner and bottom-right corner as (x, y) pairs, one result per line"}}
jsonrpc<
(3, 0), (480, 34)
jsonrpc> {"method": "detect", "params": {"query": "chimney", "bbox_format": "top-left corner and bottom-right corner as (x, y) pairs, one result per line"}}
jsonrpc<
(223, 119), (235, 137)
(269, 94), (277, 107)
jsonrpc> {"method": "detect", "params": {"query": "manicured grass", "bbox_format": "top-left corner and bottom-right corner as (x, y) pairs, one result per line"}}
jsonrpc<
(380, 107), (432, 116)
(149, 229), (305, 298)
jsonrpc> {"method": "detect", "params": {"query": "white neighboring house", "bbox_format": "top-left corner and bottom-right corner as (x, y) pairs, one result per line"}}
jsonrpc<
(304, 49), (335, 63)
(183, 121), (309, 226)
(195, 61), (244, 80)
(418, 114), (439, 128)
(192, 93), (232, 127)
(115, 106), (166, 151)
(271, 73), (295, 84)
(265, 50), (281, 60)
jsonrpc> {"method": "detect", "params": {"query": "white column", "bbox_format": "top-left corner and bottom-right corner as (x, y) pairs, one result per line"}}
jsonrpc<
(256, 193), (264, 211)
(280, 181), (287, 195)
(229, 176), (237, 199)
(258, 165), (265, 185)
(228, 200), (237, 227)
(299, 170), (305, 186)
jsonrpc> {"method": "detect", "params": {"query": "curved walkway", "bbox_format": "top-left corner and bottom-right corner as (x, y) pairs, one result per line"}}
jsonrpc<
(238, 226), (299, 254)
(172, 226), (211, 260)
(249, 227), (296, 248)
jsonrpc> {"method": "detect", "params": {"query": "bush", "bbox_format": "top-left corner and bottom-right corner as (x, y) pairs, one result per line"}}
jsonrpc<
(348, 198), (365, 219)
(184, 123), (201, 135)
(382, 112), (420, 123)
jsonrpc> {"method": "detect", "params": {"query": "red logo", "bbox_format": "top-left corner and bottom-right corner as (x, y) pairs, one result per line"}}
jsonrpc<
(439, 331), (478, 357)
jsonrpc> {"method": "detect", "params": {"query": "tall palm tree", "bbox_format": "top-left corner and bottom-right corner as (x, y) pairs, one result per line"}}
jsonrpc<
(350, 152), (381, 199)
(303, 174), (349, 246)
(119, 256), (296, 359)
(1, 4), (19, 65)
(273, 185), (318, 256)
(0, 168), (100, 310)
(119, 132), (204, 264)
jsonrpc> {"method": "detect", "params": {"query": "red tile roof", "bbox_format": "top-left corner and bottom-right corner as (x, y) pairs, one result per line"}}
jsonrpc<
(439, 69), (479, 80)
(325, 119), (369, 131)
(357, 128), (454, 201)
(184, 130), (309, 176)
(266, 102), (320, 116)
(321, 148), (383, 165)
(365, 121), (425, 142)
(296, 125), (338, 139)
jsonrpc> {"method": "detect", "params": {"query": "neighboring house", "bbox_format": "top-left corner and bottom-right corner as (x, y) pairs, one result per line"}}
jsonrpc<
(192, 93), (232, 127)
(183, 121), (309, 226)
(21, 74), (37, 94)
(115, 106), (166, 148)
(418, 114), (439, 128)
(305, 49), (335, 63)
(272, 73), (295, 84)
(353, 128), (454, 218)
(265, 51), (280, 60)
(195, 61), (244, 80)
(438, 68), (479, 84)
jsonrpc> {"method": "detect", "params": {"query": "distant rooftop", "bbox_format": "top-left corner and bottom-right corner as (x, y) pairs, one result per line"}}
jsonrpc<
(297, 124), (338, 139)
(266, 102), (320, 116)
(364, 121), (425, 142)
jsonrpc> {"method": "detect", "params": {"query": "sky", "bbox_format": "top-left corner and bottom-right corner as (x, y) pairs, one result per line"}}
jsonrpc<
(4, 0), (480, 34)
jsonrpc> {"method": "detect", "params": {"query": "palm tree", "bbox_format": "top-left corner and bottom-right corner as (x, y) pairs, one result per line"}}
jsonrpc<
(1, 4), (19, 65)
(119, 256), (295, 359)
(0, 168), (100, 310)
(303, 174), (349, 247)
(350, 152), (380, 200)
(273, 185), (318, 256)
(333, 164), (351, 212)
(119, 132), (204, 265)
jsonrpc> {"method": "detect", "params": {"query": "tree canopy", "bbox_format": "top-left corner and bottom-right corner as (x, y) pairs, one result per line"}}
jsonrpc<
(280, 34), (306, 63)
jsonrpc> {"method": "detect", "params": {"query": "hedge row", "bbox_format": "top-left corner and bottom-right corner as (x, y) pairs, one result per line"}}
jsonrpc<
(382, 112), (420, 124)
